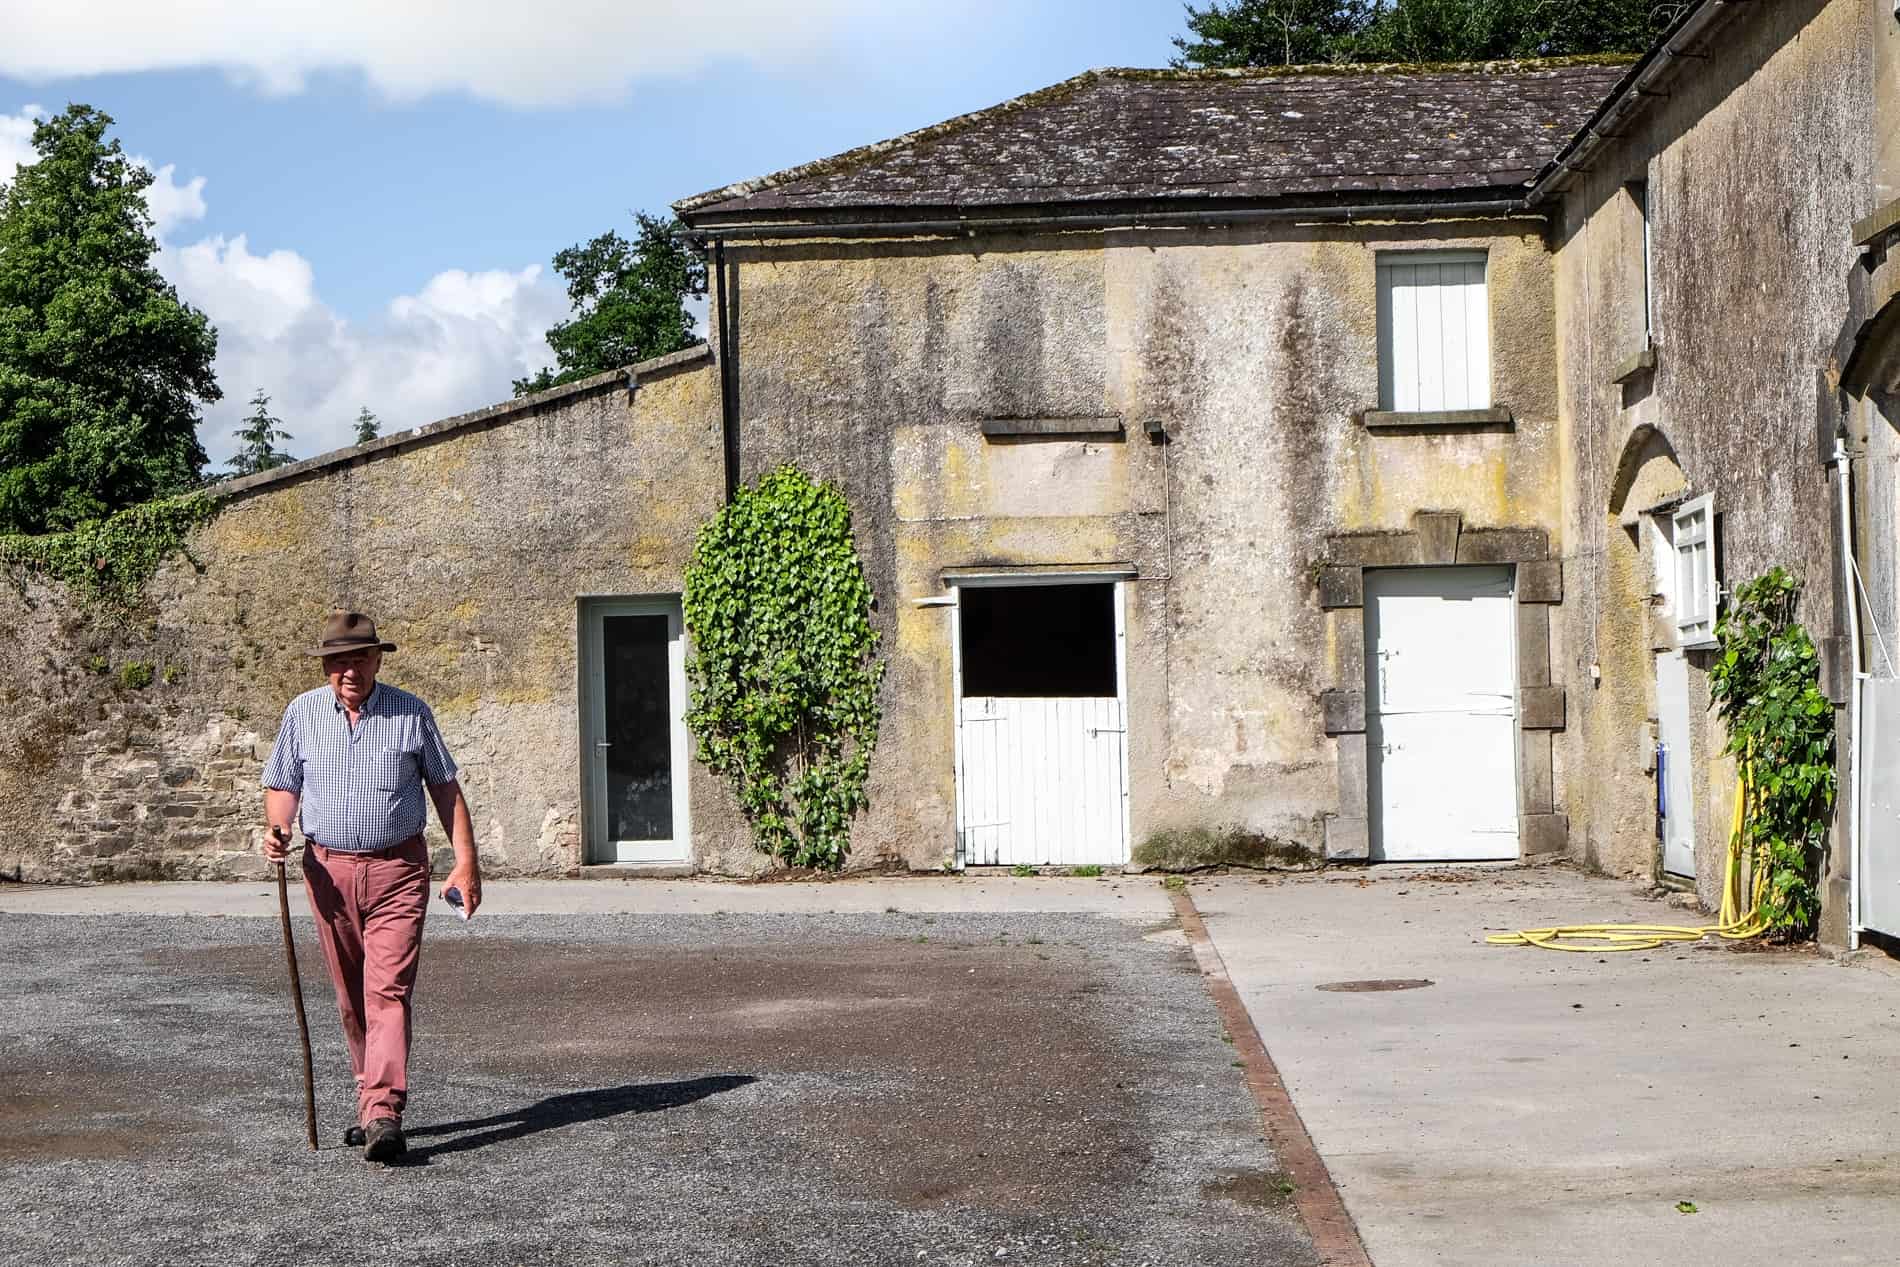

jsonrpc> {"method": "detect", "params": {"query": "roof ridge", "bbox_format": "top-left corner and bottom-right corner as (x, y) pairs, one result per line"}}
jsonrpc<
(1101, 54), (1638, 80)
(675, 68), (1114, 216)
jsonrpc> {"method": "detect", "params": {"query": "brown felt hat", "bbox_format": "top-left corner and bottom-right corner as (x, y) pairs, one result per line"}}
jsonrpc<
(308, 610), (397, 658)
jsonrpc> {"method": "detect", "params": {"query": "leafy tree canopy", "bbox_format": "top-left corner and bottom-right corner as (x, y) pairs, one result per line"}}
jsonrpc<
(353, 406), (380, 445)
(0, 104), (221, 534)
(513, 212), (707, 397)
(1172, 0), (1683, 67)
(228, 390), (294, 476)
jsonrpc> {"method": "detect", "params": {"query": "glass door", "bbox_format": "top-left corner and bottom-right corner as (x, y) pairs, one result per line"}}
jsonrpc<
(582, 599), (689, 864)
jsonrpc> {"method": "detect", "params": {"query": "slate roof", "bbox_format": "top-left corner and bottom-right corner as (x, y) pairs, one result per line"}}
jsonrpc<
(678, 59), (1633, 226)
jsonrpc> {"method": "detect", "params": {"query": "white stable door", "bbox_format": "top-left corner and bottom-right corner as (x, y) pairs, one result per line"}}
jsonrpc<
(953, 579), (1130, 867)
(1366, 566), (1519, 861)
(1656, 649), (1696, 878)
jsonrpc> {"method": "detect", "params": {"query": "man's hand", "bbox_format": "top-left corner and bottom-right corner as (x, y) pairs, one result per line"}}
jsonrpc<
(262, 825), (293, 863)
(442, 860), (482, 919)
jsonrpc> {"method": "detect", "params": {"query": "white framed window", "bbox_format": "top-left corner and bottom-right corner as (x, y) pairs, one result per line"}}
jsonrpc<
(1377, 250), (1490, 412)
(1635, 181), (1654, 344)
(1672, 494), (1718, 647)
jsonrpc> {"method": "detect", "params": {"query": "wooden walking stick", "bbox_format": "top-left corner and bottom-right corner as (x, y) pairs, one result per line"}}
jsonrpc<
(272, 827), (318, 1150)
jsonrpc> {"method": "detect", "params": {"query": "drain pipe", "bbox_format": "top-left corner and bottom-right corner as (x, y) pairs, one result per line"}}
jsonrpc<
(1833, 433), (1863, 951)
(713, 239), (740, 503)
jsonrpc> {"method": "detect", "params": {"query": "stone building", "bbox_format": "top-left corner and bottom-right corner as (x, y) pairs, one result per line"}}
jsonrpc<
(3, 1), (1897, 951)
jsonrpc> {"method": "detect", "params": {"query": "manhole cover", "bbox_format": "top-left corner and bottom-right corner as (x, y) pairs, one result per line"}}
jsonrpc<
(1314, 978), (1434, 993)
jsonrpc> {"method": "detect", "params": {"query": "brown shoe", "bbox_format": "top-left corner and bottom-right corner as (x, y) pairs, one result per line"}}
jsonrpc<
(362, 1117), (406, 1162)
(343, 1125), (366, 1148)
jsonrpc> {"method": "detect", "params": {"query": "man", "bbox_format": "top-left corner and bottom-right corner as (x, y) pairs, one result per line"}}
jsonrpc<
(261, 609), (482, 1162)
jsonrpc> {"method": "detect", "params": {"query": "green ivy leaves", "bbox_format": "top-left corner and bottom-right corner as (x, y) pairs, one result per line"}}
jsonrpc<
(1707, 567), (1835, 938)
(682, 466), (884, 870)
(0, 491), (218, 610)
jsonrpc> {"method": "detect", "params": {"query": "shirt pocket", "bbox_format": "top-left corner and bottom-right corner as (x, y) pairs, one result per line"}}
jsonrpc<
(368, 746), (416, 791)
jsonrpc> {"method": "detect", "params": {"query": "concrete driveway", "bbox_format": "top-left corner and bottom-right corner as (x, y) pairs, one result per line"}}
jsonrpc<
(0, 878), (1314, 1267)
(8, 866), (1898, 1267)
(1192, 865), (1900, 1267)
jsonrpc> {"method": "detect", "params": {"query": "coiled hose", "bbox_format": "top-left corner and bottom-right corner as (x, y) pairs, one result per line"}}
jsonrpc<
(1487, 774), (1766, 952)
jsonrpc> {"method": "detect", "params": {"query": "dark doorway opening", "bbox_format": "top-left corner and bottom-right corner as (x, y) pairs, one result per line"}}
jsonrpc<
(959, 583), (1117, 698)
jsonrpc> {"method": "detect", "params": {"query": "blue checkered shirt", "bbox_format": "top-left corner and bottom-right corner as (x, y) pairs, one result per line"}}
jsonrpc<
(261, 682), (459, 852)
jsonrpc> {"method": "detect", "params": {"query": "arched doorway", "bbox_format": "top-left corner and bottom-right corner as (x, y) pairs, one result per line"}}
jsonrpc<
(1606, 421), (1698, 879)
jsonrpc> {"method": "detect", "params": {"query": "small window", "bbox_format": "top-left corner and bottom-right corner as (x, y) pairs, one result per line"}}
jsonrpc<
(1672, 494), (1718, 647)
(1631, 180), (1653, 344)
(959, 583), (1116, 698)
(1377, 250), (1490, 412)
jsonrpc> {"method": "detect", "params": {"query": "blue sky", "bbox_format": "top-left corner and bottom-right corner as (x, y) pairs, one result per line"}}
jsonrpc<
(0, 1), (1193, 464)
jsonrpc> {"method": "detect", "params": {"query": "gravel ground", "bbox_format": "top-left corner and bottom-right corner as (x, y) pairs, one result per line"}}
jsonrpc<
(1, 910), (1316, 1267)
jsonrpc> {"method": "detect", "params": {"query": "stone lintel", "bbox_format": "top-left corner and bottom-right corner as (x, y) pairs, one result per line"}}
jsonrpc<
(1457, 528), (1550, 564)
(1326, 533), (1420, 568)
(1414, 511), (1462, 564)
(980, 415), (1125, 438)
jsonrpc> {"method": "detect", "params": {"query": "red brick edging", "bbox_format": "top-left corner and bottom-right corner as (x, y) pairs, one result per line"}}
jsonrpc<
(1171, 889), (1373, 1267)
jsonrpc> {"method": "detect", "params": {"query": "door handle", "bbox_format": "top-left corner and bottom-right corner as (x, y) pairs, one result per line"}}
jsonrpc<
(595, 741), (612, 749)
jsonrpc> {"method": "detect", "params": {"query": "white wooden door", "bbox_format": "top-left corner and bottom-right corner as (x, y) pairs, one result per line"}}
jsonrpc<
(1656, 649), (1696, 878)
(582, 600), (690, 864)
(1861, 679), (1900, 939)
(954, 580), (1130, 867)
(957, 696), (1128, 866)
(1366, 566), (1519, 861)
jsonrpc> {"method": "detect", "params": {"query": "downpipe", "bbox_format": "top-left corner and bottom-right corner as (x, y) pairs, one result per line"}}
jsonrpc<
(1833, 435), (1864, 951)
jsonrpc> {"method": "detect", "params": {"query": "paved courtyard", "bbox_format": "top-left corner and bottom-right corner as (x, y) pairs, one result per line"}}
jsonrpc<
(0, 896), (1315, 1267)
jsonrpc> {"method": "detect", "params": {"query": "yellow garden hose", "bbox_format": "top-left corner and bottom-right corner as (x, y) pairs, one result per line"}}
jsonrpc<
(1487, 774), (1767, 952)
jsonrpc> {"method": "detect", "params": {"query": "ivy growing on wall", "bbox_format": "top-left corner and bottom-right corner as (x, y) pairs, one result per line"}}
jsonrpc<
(1707, 567), (1836, 939)
(683, 465), (884, 870)
(0, 492), (219, 610)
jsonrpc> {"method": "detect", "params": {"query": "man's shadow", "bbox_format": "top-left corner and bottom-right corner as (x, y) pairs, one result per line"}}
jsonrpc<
(400, 1074), (756, 1162)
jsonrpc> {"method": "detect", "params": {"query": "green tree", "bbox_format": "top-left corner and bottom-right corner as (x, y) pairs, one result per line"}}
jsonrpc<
(1172, 1), (1680, 67)
(0, 104), (220, 535)
(353, 406), (380, 445)
(1172, 0), (1373, 67)
(1352, 0), (1674, 61)
(513, 212), (706, 396)
(228, 390), (293, 476)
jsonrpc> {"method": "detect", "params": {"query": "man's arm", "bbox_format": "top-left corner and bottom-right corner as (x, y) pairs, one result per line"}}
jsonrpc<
(263, 788), (300, 861)
(427, 778), (481, 917)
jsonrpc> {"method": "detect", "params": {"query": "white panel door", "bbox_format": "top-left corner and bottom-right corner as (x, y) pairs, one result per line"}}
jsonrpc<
(1861, 679), (1900, 939)
(957, 695), (1128, 866)
(1656, 649), (1696, 878)
(1366, 566), (1519, 861)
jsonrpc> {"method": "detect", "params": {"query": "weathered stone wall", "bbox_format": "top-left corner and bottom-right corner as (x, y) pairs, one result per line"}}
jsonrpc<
(1551, 0), (1877, 920)
(0, 348), (740, 883)
(728, 219), (1562, 867)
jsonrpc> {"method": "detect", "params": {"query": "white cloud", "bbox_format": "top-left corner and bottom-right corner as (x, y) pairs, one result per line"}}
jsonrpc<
(173, 242), (568, 469)
(5, 102), (572, 470)
(135, 161), (208, 237)
(0, 103), (43, 183)
(0, 0), (935, 108)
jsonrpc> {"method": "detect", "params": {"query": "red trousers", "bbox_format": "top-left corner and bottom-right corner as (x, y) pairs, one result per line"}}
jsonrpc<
(302, 837), (430, 1125)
